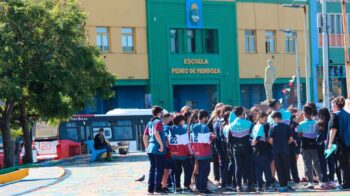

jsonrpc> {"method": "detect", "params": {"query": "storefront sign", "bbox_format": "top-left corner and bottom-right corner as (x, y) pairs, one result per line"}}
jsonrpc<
(171, 68), (220, 74)
(184, 58), (209, 65)
(186, 0), (203, 29)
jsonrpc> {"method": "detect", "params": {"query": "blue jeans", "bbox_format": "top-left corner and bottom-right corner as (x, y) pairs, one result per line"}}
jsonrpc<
(196, 159), (210, 191)
(254, 154), (273, 187)
(147, 154), (165, 193)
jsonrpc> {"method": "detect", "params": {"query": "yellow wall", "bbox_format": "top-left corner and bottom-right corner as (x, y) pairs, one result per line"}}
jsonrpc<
(80, 0), (148, 80)
(237, 2), (307, 79)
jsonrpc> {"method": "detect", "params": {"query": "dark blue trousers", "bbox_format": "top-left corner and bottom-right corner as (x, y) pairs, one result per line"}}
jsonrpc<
(228, 155), (237, 187)
(219, 154), (229, 187)
(148, 154), (165, 193)
(254, 154), (273, 187)
(234, 153), (253, 187)
(174, 158), (193, 188)
(317, 145), (328, 183)
(196, 159), (210, 191)
(327, 154), (336, 181)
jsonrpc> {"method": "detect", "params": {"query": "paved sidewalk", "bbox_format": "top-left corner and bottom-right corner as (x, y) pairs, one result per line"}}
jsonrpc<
(0, 167), (65, 196)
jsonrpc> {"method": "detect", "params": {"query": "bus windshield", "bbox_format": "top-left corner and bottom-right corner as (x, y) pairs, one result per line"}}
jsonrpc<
(34, 122), (59, 140)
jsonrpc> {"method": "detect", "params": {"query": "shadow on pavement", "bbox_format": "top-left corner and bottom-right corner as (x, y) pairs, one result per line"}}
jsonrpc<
(56, 153), (148, 168)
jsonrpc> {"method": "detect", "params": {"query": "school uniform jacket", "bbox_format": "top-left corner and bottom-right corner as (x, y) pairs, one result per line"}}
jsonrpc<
(268, 109), (292, 125)
(168, 125), (191, 160)
(190, 123), (214, 160)
(228, 118), (253, 154)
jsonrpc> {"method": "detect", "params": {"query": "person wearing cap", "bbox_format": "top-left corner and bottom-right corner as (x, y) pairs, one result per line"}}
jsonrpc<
(143, 106), (167, 194)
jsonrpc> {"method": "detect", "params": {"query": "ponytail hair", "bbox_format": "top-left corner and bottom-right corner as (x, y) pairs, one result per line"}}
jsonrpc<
(332, 97), (346, 109)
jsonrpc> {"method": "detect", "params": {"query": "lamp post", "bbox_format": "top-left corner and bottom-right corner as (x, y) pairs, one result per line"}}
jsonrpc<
(280, 29), (302, 110)
(282, 4), (311, 103)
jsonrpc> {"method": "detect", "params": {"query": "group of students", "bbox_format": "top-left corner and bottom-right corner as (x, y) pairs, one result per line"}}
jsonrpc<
(143, 96), (350, 194)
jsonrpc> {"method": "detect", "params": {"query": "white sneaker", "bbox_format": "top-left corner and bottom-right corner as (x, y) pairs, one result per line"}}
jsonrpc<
(327, 181), (338, 188)
(306, 183), (314, 189)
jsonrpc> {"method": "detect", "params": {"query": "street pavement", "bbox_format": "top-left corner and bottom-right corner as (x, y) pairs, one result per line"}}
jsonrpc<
(1, 152), (350, 195)
(0, 167), (65, 196)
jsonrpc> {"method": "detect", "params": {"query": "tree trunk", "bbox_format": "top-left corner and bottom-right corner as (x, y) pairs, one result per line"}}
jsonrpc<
(20, 103), (33, 164)
(1, 102), (15, 168)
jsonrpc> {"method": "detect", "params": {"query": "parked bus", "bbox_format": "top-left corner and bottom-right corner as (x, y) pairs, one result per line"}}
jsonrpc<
(33, 109), (152, 160)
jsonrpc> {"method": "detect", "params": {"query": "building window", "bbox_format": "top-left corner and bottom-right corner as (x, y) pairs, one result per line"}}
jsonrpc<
(328, 14), (342, 35)
(265, 31), (276, 54)
(203, 29), (218, 54)
(170, 29), (179, 53)
(170, 28), (218, 54)
(318, 13), (347, 48)
(122, 28), (134, 52)
(285, 32), (295, 53)
(186, 30), (196, 53)
(96, 27), (109, 52)
(244, 30), (256, 53)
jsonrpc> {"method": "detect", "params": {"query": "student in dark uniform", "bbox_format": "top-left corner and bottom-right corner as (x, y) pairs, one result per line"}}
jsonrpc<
(268, 112), (294, 192)
(328, 97), (350, 189)
(251, 112), (274, 192)
(228, 106), (254, 192)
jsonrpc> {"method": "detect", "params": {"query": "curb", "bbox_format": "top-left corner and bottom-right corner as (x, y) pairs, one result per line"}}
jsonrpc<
(0, 169), (29, 184)
(14, 167), (69, 196)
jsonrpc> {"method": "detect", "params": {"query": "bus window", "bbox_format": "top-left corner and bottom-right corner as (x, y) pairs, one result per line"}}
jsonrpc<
(92, 121), (112, 140)
(67, 122), (77, 127)
(67, 128), (78, 141)
(92, 121), (111, 127)
(92, 127), (112, 140)
(112, 120), (133, 140)
(79, 127), (85, 141)
(35, 122), (58, 139)
(85, 126), (91, 140)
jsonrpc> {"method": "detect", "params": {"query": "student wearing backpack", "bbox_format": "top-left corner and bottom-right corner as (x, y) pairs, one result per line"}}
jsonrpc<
(328, 97), (350, 189)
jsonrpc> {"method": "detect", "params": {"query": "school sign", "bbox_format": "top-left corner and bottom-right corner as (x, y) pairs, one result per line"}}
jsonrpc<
(147, 0), (240, 111)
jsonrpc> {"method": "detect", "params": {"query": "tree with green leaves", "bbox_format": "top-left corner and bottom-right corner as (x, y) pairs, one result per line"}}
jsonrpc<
(0, 0), (115, 167)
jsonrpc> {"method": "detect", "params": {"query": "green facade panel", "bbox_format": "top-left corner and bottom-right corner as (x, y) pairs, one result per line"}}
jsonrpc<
(147, 0), (240, 111)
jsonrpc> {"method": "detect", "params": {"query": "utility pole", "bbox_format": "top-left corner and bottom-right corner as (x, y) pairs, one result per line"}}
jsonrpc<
(303, 6), (311, 103)
(341, 0), (350, 98)
(322, 0), (330, 109)
(295, 31), (302, 110)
